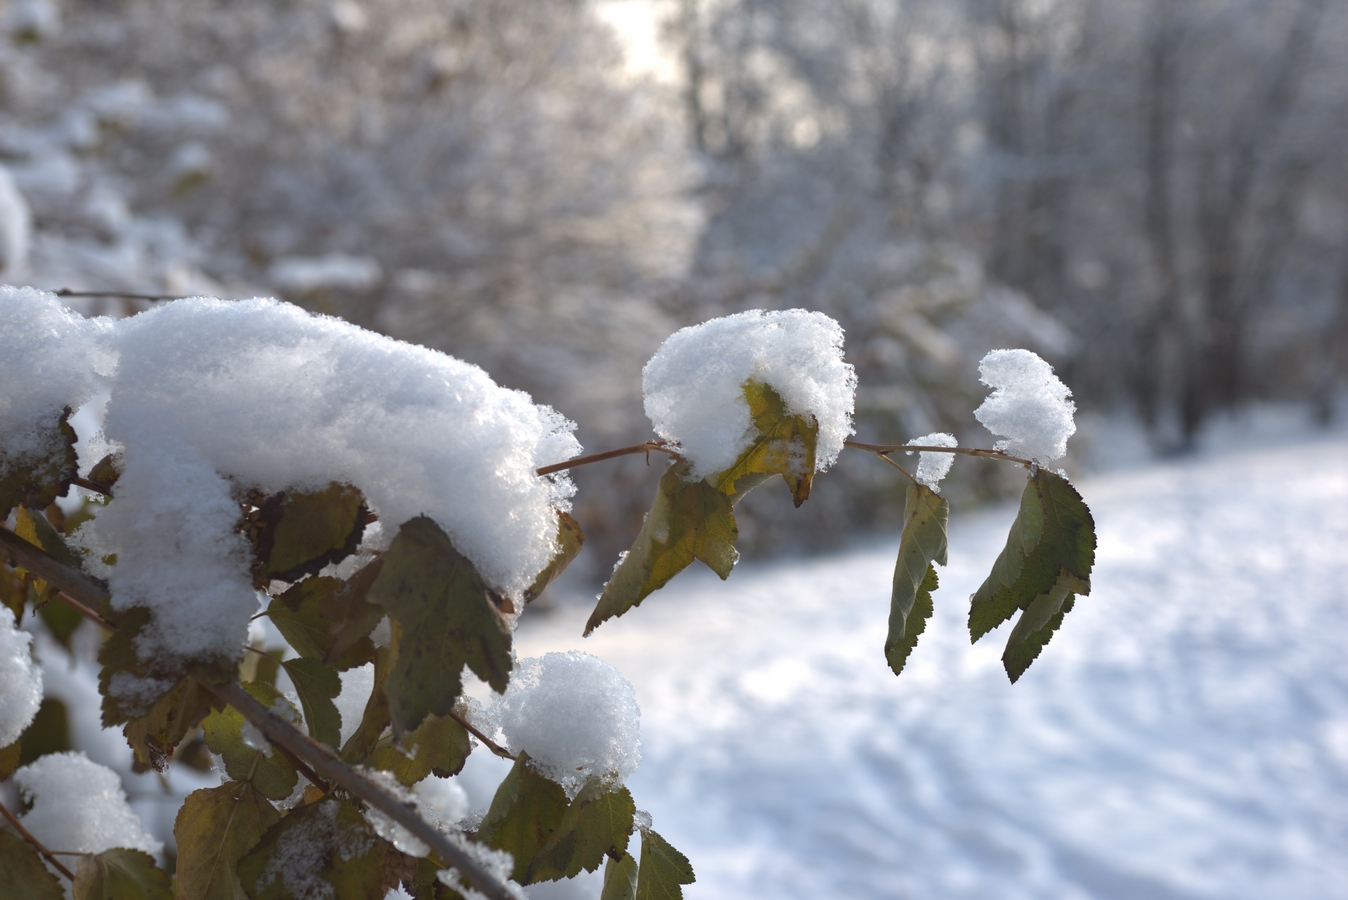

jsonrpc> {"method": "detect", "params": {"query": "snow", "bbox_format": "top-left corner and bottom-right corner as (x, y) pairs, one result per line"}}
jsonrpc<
(0, 610), (42, 746)
(0, 165), (32, 276)
(974, 348), (1076, 462)
(906, 431), (958, 490)
(336, 663), (376, 748)
(269, 254), (383, 293)
(255, 800), (373, 900)
(642, 309), (856, 481)
(513, 429), (1348, 899)
(361, 767), (431, 858)
(13, 751), (162, 857)
(487, 651), (641, 798)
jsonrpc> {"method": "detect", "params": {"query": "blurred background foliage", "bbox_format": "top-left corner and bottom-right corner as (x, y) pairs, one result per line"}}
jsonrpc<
(2, 0), (1346, 571)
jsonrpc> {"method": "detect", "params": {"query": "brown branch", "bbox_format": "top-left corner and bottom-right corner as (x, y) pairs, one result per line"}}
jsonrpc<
(448, 709), (515, 760)
(0, 798), (76, 881)
(535, 441), (679, 477)
(0, 526), (114, 630)
(844, 440), (1034, 468)
(53, 288), (194, 303)
(69, 476), (114, 498)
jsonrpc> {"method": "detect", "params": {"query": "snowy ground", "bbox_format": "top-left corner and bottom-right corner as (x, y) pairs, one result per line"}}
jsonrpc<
(500, 428), (1348, 899)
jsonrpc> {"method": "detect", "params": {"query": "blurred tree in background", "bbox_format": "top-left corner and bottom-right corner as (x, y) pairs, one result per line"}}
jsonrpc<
(3, 0), (1346, 565)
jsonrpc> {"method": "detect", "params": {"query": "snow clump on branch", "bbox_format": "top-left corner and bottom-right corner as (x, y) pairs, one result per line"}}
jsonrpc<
(973, 349), (1076, 463)
(13, 751), (162, 857)
(906, 432), (958, 491)
(0, 610), (42, 746)
(642, 309), (856, 481)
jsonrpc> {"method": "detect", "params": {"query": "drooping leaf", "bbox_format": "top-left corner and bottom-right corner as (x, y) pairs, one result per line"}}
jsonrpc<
(17, 697), (70, 766)
(365, 713), (471, 786)
(281, 657), (343, 749)
(885, 483), (949, 676)
(238, 798), (389, 900)
(173, 782), (280, 900)
(475, 754), (570, 883)
(368, 517), (512, 739)
(526, 781), (636, 883)
(267, 562), (385, 671)
(0, 829), (64, 900)
(967, 469), (1095, 682)
(712, 381), (819, 507)
(586, 460), (738, 636)
(97, 607), (192, 727)
(341, 646), (392, 765)
(602, 852), (639, 900)
(635, 830), (695, 900)
(72, 848), (172, 900)
(0, 408), (78, 521)
(246, 483), (368, 585)
(202, 682), (300, 801)
(522, 511), (585, 605)
(121, 677), (220, 773)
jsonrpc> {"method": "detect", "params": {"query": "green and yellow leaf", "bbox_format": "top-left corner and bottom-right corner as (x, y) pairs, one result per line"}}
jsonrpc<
(173, 782), (280, 900)
(602, 852), (639, 900)
(522, 511), (585, 606)
(712, 381), (818, 507)
(247, 483), (368, 584)
(635, 829), (695, 900)
(475, 754), (569, 884)
(201, 682), (300, 800)
(0, 829), (65, 900)
(267, 562), (385, 671)
(281, 657), (343, 749)
(0, 408), (78, 521)
(365, 713), (471, 786)
(885, 483), (949, 676)
(526, 781), (636, 883)
(237, 799), (389, 900)
(72, 848), (172, 900)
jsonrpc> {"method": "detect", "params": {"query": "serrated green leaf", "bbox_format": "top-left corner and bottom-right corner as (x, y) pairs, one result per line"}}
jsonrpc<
(281, 657), (343, 749)
(97, 607), (189, 726)
(72, 848), (172, 900)
(968, 470), (1094, 637)
(247, 483), (368, 584)
(121, 678), (220, 773)
(202, 682), (300, 800)
(526, 781), (635, 883)
(602, 851), (639, 900)
(0, 408), (78, 521)
(476, 754), (570, 883)
(712, 381), (819, 507)
(1002, 581), (1077, 683)
(368, 517), (512, 739)
(635, 830), (695, 900)
(586, 460), (738, 635)
(341, 647), (392, 765)
(0, 829), (65, 900)
(522, 511), (585, 605)
(238, 798), (388, 900)
(174, 781), (280, 900)
(365, 713), (471, 786)
(267, 562), (385, 671)
(885, 484), (949, 676)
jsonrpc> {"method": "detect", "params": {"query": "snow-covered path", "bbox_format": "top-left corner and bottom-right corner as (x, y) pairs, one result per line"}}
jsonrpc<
(513, 433), (1348, 898)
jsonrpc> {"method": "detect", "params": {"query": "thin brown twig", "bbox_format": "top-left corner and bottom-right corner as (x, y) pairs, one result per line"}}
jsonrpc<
(871, 451), (919, 487)
(0, 798), (76, 881)
(535, 441), (679, 477)
(0, 526), (115, 631)
(69, 476), (114, 498)
(448, 709), (515, 760)
(53, 288), (194, 303)
(844, 440), (1034, 468)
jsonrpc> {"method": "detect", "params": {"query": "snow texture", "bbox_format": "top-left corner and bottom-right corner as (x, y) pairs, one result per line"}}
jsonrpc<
(513, 429), (1348, 900)
(0, 611), (42, 746)
(973, 348), (1076, 462)
(336, 663), (376, 748)
(255, 800), (374, 900)
(62, 296), (579, 703)
(361, 767), (430, 857)
(0, 287), (110, 477)
(906, 432), (957, 491)
(489, 651), (641, 797)
(14, 751), (162, 856)
(436, 834), (525, 900)
(642, 309), (856, 481)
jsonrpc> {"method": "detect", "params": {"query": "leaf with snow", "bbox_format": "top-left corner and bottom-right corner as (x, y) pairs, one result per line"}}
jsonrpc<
(340, 648), (392, 765)
(586, 460), (738, 636)
(522, 511), (585, 605)
(174, 782), (280, 900)
(602, 852), (639, 900)
(711, 381), (819, 507)
(526, 781), (636, 883)
(247, 483), (368, 585)
(886, 483), (949, 676)
(0, 829), (64, 900)
(369, 517), (513, 739)
(267, 563), (384, 671)
(202, 682), (300, 801)
(98, 606), (216, 727)
(281, 657), (343, 749)
(967, 469), (1095, 682)
(365, 713), (471, 786)
(237, 799), (387, 900)
(72, 848), (172, 900)
(475, 754), (570, 883)
(121, 677), (220, 773)
(635, 829), (695, 900)
(0, 408), (77, 521)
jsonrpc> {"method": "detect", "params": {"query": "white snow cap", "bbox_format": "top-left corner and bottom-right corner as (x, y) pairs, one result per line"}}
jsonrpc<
(643, 309), (856, 481)
(0, 612), (43, 746)
(973, 349), (1076, 463)
(906, 433), (958, 491)
(14, 751), (162, 856)
(490, 651), (641, 798)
